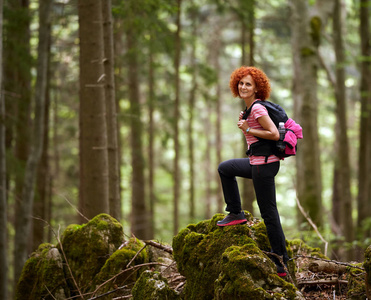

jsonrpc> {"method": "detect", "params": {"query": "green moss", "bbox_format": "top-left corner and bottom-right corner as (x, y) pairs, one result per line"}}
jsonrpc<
(347, 263), (366, 300)
(288, 239), (327, 259)
(364, 245), (371, 287)
(91, 238), (148, 297)
(58, 213), (125, 295)
(310, 16), (321, 45)
(300, 47), (315, 57)
(173, 214), (302, 300)
(16, 243), (69, 300)
(250, 221), (271, 251)
(131, 270), (179, 300)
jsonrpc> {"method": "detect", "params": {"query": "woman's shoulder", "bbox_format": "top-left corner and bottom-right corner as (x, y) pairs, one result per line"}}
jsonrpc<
(251, 101), (268, 116)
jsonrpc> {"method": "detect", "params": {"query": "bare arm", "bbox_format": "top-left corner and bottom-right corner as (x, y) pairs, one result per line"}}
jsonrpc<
(237, 115), (279, 141)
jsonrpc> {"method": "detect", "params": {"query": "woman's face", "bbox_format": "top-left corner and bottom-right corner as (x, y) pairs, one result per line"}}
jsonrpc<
(238, 74), (257, 101)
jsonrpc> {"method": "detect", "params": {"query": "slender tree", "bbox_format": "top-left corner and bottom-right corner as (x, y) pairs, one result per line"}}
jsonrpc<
(357, 0), (371, 248)
(289, 0), (323, 228)
(102, 0), (121, 221)
(78, 0), (109, 220)
(0, 0), (7, 298)
(125, 0), (148, 239)
(240, 0), (255, 214)
(332, 0), (353, 260)
(13, 0), (52, 286)
(33, 22), (52, 251)
(173, 0), (182, 235)
(148, 32), (156, 238)
(187, 3), (197, 221)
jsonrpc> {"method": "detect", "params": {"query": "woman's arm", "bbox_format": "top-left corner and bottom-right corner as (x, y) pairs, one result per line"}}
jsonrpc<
(237, 115), (279, 141)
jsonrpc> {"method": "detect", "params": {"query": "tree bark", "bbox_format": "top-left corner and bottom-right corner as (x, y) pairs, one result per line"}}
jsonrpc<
(102, 0), (121, 221)
(78, 0), (109, 220)
(13, 0), (52, 286)
(173, 0), (182, 235)
(188, 6), (197, 221)
(240, 1), (255, 214)
(290, 0), (323, 228)
(125, 0), (148, 239)
(357, 0), (371, 252)
(332, 0), (353, 260)
(0, 0), (7, 298)
(33, 59), (51, 251)
(148, 32), (155, 238)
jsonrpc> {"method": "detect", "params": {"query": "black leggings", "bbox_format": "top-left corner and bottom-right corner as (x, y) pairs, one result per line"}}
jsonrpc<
(218, 158), (288, 263)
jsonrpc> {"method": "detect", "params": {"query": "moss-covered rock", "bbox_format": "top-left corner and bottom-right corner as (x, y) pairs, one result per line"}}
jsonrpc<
(173, 213), (305, 300)
(91, 237), (148, 297)
(15, 243), (69, 300)
(131, 270), (180, 300)
(364, 245), (371, 298)
(347, 263), (366, 300)
(58, 213), (125, 294)
(288, 238), (327, 259)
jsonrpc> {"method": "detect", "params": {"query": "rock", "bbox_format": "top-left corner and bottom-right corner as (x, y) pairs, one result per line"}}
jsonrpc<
(364, 245), (371, 298)
(172, 212), (305, 300)
(347, 262), (366, 300)
(15, 243), (69, 300)
(131, 270), (180, 299)
(57, 213), (125, 295)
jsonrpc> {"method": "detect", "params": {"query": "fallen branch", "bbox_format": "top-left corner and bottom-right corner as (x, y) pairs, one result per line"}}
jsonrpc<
(295, 195), (328, 257)
(126, 244), (147, 269)
(297, 279), (348, 287)
(293, 255), (365, 272)
(88, 262), (169, 300)
(308, 260), (347, 274)
(87, 284), (132, 300)
(143, 240), (173, 254)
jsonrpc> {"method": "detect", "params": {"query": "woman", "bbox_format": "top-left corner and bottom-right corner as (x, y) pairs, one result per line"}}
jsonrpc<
(217, 66), (288, 277)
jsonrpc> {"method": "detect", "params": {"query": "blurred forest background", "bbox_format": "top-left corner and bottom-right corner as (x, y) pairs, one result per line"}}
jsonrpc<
(0, 0), (371, 298)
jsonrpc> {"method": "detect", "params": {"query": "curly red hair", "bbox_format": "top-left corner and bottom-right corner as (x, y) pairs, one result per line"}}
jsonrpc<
(229, 66), (271, 101)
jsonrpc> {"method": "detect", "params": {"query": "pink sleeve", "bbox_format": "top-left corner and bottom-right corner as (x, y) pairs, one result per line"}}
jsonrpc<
(251, 104), (268, 120)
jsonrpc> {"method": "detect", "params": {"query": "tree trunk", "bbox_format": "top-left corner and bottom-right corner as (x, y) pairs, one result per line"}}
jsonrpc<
(332, 0), (353, 260)
(0, 0), (7, 297)
(102, 0), (121, 221)
(188, 8), (197, 221)
(78, 0), (109, 220)
(7, 1), (33, 273)
(33, 58), (51, 251)
(13, 0), (51, 286)
(148, 32), (155, 238)
(205, 99), (212, 219)
(126, 0), (147, 239)
(357, 0), (371, 256)
(240, 1), (255, 214)
(173, 0), (182, 235)
(289, 0), (323, 228)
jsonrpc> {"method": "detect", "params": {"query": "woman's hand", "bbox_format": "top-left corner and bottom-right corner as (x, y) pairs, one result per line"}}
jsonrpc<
(237, 119), (249, 131)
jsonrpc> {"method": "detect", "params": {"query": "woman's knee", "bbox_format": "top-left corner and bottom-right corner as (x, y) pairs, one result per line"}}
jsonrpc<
(218, 160), (231, 175)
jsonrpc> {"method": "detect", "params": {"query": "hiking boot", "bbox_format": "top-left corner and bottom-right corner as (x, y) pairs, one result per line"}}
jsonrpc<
(217, 212), (247, 226)
(276, 264), (288, 277)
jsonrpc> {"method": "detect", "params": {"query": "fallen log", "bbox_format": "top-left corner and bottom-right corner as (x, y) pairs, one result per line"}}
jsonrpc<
(308, 261), (347, 275)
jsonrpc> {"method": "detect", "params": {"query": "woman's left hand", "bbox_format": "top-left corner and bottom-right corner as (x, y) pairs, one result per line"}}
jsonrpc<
(237, 120), (249, 132)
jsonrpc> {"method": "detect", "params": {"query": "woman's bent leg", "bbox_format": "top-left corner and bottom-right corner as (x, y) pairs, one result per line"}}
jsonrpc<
(218, 158), (252, 214)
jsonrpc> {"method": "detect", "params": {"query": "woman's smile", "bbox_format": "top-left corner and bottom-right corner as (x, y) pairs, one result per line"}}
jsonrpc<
(238, 74), (257, 101)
